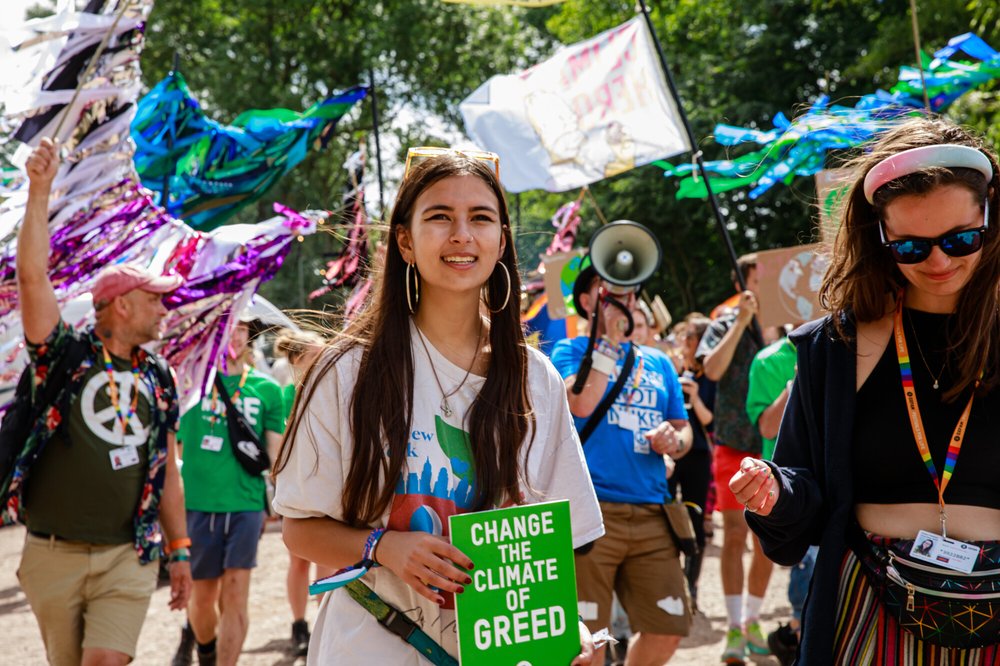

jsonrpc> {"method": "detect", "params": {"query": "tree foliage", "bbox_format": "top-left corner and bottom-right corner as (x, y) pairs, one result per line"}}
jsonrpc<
(135, 0), (1000, 317)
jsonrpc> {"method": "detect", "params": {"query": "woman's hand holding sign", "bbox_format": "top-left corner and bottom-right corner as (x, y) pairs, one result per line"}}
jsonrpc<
(377, 530), (474, 605)
(570, 620), (595, 665)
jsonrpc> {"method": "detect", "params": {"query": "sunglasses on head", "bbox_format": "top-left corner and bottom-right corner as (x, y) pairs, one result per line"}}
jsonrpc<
(403, 146), (500, 180)
(879, 201), (990, 264)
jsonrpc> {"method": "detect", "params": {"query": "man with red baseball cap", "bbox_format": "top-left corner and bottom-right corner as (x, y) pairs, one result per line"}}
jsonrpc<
(4, 137), (192, 666)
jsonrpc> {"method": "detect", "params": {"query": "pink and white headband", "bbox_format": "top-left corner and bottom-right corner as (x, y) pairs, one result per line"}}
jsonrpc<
(863, 144), (993, 204)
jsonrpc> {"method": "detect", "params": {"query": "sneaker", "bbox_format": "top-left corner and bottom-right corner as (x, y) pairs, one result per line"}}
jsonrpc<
(721, 626), (746, 665)
(745, 620), (771, 656)
(171, 624), (195, 666)
(291, 618), (310, 657)
(767, 623), (799, 666)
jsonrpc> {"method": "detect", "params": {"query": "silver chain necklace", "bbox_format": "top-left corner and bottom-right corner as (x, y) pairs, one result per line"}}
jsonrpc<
(414, 320), (483, 418)
(906, 309), (947, 390)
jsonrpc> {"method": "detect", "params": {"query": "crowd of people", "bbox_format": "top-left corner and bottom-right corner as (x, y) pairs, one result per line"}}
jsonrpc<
(5, 114), (1000, 666)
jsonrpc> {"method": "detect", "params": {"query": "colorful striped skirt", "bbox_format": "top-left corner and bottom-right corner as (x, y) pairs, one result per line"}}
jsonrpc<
(834, 537), (1000, 665)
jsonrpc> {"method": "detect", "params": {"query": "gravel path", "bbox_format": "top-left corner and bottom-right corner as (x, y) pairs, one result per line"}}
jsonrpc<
(1, 515), (791, 665)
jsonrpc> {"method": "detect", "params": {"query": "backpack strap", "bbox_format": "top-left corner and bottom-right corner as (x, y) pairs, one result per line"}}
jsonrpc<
(579, 344), (636, 446)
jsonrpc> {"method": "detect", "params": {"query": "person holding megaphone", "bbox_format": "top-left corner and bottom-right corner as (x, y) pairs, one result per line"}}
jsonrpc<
(552, 222), (694, 665)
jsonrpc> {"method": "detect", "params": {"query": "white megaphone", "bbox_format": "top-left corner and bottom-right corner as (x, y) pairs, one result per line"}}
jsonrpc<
(588, 220), (662, 292)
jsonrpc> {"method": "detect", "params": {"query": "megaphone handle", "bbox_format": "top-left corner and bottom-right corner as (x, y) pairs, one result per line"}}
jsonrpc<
(602, 296), (634, 338)
(571, 308), (603, 394)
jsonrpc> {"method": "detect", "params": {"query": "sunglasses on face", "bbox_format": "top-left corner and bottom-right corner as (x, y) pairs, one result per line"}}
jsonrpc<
(403, 146), (500, 180)
(879, 201), (990, 264)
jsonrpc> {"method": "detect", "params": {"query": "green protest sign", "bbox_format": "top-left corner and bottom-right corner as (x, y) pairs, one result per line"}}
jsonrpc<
(449, 500), (579, 665)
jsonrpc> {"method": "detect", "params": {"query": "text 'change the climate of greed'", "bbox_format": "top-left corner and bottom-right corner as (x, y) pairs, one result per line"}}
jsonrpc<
(468, 509), (570, 650)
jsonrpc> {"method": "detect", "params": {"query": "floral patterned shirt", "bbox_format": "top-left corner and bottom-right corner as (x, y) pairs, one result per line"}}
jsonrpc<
(0, 320), (178, 564)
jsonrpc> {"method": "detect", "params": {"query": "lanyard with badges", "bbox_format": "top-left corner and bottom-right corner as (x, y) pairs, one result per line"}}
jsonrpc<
(624, 352), (645, 407)
(102, 345), (140, 444)
(208, 366), (250, 431)
(892, 302), (978, 538)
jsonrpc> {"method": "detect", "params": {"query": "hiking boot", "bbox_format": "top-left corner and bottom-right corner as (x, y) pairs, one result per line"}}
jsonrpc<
(745, 620), (771, 656)
(291, 618), (310, 656)
(171, 623), (195, 666)
(721, 626), (746, 665)
(767, 623), (799, 666)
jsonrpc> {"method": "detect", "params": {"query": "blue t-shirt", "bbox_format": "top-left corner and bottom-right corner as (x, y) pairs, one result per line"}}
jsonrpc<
(551, 337), (688, 504)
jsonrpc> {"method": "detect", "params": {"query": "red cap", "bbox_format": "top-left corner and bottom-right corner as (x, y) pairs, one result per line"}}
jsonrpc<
(92, 264), (183, 306)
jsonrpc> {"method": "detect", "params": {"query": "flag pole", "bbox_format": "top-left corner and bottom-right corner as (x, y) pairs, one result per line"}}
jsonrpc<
(162, 51), (180, 215)
(636, 0), (763, 345)
(368, 68), (386, 222)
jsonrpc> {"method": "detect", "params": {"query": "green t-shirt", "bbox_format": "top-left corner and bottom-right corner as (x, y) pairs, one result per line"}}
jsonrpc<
(24, 354), (153, 543)
(282, 382), (296, 424)
(746, 337), (797, 460)
(179, 368), (284, 512)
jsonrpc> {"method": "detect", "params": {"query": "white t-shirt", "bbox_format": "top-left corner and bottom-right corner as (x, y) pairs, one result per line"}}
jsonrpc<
(273, 324), (604, 665)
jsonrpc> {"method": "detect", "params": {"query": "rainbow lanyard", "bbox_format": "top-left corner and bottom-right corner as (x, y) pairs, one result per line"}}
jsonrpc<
(624, 350), (645, 407)
(892, 303), (977, 538)
(102, 345), (141, 444)
(209, 366), (250, 427)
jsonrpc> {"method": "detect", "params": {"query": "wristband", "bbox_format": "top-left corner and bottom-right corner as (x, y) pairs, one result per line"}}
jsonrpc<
(590, 350), (617, 376)
(362, 527), (386, 567)
(169, 547), (190, 563)
(168, 537), (192, 553)
(596, 337), (622, 358)
(307, 527), (386, 596)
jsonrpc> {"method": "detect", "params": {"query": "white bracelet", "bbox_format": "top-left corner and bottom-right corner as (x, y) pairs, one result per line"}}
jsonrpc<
(590, 350), (617, 376)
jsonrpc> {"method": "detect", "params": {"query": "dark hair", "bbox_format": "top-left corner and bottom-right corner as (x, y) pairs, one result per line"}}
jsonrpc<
(274, 153), (535, 526)
(731, 253), (758, 285)
(821, 117), (1000, 400)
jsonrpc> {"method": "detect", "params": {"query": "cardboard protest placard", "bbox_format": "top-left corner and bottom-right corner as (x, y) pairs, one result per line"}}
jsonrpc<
(755, 244), (830, 329)
(541, 249), (584, 320)
(449, 500), (579, 666)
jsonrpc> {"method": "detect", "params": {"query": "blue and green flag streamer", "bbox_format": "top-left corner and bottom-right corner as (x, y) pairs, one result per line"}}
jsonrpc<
(132, 71), (367, 229)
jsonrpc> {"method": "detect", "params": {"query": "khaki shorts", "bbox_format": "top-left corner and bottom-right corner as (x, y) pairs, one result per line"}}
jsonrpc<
(575, 502), (691, 636)
(17, 533), (157, 664)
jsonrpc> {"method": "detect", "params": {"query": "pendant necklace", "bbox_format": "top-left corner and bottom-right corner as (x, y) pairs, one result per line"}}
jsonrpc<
(414, 319), (483, 418)
(906, 309), (947, 390)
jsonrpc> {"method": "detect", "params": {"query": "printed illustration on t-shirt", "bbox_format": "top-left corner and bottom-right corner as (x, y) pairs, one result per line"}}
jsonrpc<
(80, 369), (152, 446)
(389, 415), (476, 537)
(605, 360), (665, 454)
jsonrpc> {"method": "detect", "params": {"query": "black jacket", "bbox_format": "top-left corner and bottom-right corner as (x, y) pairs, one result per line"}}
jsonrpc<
(745, 314), (857, 664)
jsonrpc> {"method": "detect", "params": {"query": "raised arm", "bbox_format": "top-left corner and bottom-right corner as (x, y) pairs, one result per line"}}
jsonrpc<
(17, 138), (60, 344)
(702, 291), (757, 381)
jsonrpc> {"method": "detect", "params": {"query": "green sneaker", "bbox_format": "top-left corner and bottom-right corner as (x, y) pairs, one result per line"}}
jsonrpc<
(745, 620), (771, 656)
(721, 626), (746, 665)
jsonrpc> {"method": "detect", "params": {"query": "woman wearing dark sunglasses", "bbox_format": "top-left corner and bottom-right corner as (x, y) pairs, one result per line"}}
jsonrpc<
(728, 117), (1000, 664)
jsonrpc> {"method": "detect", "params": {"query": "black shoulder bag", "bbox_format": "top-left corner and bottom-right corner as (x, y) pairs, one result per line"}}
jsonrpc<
(578, 345), (635, 445)
(213, 374), (270, 476)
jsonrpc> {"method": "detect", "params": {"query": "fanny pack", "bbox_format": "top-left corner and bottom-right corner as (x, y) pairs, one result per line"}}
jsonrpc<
(345, 580), (457, 666)
(662, 501), (699, 558)
(213, 375), (270, 476)
(849, 524), (1000, 649)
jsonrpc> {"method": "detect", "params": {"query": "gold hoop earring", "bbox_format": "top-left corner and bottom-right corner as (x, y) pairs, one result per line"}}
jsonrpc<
(406, 262), (420, 314)
(486, 262), (511, 314)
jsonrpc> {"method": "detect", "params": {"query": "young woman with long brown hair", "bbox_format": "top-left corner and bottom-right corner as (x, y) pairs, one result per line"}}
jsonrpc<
(272, 150), (603, 664)
(730, 117), (1000, 663)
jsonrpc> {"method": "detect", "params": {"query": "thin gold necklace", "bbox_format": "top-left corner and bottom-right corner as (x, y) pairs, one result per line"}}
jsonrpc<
(414, 319), (483, 418)
(906, 309), (946, 390)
